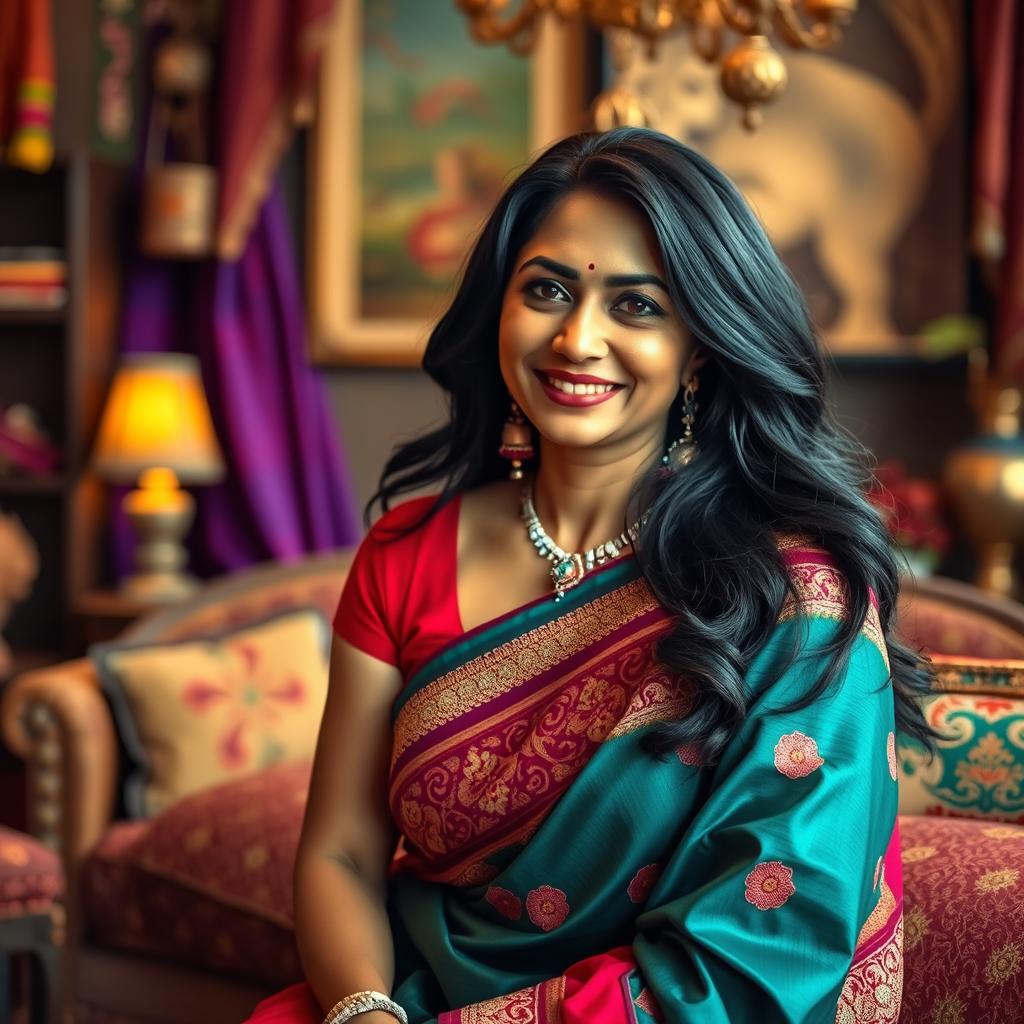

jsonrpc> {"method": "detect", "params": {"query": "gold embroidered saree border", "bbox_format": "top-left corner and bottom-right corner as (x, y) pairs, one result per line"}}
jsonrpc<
(779, 557), (890, 669)
(391, 618), (673, 789)
(835, 917), (904, 1024)
(451, 975), (565, 1024)
(392, 578), (661, 760)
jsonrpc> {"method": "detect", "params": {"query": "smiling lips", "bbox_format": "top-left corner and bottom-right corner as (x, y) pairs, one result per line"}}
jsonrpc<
(534, 369), (624, 407)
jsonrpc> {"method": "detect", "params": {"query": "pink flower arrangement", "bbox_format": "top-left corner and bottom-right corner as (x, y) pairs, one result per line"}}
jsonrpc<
(866, 461), (952, 573)
(525, 885), (570, 931)
(744, 861), (796, 911)
(773, 731), (824, 779)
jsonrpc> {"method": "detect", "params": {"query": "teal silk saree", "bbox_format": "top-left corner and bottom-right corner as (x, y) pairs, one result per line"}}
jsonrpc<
(252, 542), (903, 1024)
(385, 540), (902, 1024)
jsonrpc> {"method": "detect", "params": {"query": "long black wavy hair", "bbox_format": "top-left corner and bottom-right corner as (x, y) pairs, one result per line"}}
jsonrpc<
(368, 126), (936, 762)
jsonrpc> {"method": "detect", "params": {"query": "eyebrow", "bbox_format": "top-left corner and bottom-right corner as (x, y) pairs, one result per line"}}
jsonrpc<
(517, 255), (669, 292)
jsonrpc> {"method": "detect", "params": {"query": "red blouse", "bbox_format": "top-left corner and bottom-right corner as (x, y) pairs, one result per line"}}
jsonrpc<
(333, 494), (464, 681)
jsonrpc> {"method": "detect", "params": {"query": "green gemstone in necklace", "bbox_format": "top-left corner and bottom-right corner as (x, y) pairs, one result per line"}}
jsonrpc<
(521, 484), (642, 601)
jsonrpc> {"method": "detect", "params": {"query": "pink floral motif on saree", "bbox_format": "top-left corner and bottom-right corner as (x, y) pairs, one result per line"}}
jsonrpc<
(485, 886), (522, 920)
(627, 863), (662, 904)
(675, 743), (703, 766)
(526, 885), (570, 931)
(773, 731), (825, 779)
(744, 861), (796, 910)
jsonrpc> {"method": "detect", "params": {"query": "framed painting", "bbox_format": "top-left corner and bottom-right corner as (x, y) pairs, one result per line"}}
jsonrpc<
(308, 0), (588, 366)
(604, 0), (969, 359)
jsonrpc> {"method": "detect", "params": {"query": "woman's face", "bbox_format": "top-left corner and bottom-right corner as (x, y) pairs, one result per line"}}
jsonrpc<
(499, 189), (698, 461)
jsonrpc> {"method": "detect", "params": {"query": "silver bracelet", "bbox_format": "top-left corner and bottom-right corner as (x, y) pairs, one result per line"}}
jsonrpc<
(323, 989), (409, 1024)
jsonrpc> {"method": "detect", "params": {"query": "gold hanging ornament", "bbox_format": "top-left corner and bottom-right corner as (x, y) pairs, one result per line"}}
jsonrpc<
(455, 0), (857, 131)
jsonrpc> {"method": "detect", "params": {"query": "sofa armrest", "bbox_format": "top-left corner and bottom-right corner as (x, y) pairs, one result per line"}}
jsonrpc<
(1, 658), (118, 870)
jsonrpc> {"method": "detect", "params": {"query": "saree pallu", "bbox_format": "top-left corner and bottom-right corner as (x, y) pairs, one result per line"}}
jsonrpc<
(249, 545), (902, 1024)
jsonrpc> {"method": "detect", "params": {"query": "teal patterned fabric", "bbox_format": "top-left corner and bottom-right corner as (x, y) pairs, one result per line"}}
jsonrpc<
(897, 658), (1024, 823)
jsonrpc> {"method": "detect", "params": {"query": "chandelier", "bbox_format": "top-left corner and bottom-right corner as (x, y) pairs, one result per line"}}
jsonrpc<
(455, 0), (858, 130)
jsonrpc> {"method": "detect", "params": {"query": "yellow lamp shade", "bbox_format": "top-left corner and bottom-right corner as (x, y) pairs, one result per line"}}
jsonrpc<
(91, 353), (225, 485)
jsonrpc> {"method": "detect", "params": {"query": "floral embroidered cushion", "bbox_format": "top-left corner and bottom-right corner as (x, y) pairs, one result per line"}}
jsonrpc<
(897, 656), (1024, 823)
(91, 608), (330, 817)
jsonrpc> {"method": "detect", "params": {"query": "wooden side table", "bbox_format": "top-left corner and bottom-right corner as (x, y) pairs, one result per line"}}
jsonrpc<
(72, 591), (173, 647)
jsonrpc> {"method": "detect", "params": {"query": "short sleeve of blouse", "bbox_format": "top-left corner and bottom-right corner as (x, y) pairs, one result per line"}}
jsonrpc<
(332, 495), (446, 669)
(332, 524), (399, 666)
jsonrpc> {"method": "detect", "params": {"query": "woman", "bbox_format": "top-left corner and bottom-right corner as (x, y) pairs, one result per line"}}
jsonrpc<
(248, 127), (934, 1024)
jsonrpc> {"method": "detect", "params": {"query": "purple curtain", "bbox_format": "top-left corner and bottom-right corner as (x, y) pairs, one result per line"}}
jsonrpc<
(111, 1), (357, 580)
(113, 181), (358, 579)
(193, 183), (359, 571)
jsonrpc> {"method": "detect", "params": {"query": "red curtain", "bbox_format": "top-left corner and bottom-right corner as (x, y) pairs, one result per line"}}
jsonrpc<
(972, 0), (1024, 379)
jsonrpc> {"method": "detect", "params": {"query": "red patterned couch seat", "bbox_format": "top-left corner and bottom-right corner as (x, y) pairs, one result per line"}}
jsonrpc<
(899, 816), (1024, 1024)
(81, 762), (1024, 1021)
(83, 761), (311, 988)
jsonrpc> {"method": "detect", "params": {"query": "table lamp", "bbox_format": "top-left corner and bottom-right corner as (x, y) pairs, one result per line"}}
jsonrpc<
(91, 352), (225, 600)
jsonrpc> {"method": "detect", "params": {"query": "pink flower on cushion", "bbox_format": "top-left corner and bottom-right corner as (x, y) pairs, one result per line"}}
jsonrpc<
(181, 642), (308, 770)
(627, 863), (662, 904)
(526, 885), (570, 931)
(485, 886), (522, 920)
(887, 731), (898, 781)
(773, 732), (824, 779)
(744, 861), (795, 910)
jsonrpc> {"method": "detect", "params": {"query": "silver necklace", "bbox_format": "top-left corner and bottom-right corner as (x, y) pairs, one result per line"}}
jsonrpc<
(521, 484), (643, 601)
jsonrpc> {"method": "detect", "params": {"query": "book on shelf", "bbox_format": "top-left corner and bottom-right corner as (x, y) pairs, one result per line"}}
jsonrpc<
(0, 283), (67, 308)
(0, 247), (68, 310)
(0, 261), (67, 283)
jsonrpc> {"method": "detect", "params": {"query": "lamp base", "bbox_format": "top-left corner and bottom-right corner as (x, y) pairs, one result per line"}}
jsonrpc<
(121, 469), (199, 604)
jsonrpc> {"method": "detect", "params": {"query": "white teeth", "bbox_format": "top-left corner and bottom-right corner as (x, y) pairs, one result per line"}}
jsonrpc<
(545, 374), (616, 395)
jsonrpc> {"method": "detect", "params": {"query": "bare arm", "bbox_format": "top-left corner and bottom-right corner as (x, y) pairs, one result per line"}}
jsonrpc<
(294, 637), (404, 1017)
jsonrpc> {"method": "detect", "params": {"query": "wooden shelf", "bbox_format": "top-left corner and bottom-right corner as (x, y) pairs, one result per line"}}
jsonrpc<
(0, 307), (66, 326)
(0, 474), (66, 496)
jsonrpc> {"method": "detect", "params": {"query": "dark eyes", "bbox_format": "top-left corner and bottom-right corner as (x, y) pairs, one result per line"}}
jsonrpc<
(524, 279), (663, 319)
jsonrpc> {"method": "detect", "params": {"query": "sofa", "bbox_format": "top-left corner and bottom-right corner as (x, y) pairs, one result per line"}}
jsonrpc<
(2, 552), (1024, 1024)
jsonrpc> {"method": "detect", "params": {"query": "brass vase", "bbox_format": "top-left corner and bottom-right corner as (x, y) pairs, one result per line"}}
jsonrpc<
(943, 382), (1024, 598)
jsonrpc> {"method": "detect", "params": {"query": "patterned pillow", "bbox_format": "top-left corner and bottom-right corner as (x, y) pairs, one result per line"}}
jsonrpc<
(897, 656), (1024, 823)
(92, 608), (330, 817)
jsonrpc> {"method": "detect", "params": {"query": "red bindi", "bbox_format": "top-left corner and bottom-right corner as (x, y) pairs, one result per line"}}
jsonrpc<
(587, 263), (595, 270)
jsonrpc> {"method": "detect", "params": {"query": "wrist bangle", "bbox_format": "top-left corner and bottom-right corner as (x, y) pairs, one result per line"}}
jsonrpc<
(323, 990), (409, 1024)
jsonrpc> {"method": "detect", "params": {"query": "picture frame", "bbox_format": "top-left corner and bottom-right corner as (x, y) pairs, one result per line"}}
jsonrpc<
(603, 0), (968, 360)
(308, 1), (588, 367)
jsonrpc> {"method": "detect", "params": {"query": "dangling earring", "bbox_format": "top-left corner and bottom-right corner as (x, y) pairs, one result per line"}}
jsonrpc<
(662, 375), (699, 470)
(499, 399), (535, 480)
